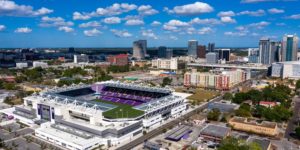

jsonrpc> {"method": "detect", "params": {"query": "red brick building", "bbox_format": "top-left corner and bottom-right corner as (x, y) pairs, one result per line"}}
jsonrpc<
(197, 45), (206, 58)
(107, 54), (128, 66)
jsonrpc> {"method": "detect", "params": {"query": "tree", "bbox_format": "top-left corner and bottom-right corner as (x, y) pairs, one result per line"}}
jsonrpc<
(232, 92), (248, 104)
(296, 80), (300, 89)
(207, 108), (221, 121)
(161, 77), (172, 87)
(295, 126), (300, 138)
(223, 92), (233, 101)
(3, 83), (17, 90)
(218, 137), (262, 150)
(247, 89), (263, 104)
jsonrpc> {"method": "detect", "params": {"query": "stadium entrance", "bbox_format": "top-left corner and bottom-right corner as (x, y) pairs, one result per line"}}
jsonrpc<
(38, 104), (51, 121)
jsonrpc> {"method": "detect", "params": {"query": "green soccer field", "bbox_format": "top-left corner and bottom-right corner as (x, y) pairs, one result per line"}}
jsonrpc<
(93, 99), (144, 119)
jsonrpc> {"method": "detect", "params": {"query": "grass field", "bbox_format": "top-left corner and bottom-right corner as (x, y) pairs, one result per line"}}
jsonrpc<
(175, 88), (219, 105)
(94, 99), (144, 119)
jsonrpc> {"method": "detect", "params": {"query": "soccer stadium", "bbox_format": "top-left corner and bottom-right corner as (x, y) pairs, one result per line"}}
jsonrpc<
(1, 81), (187, 150)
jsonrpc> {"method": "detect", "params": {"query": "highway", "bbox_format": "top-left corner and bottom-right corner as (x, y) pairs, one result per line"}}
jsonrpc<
(187, 63), (269, 70)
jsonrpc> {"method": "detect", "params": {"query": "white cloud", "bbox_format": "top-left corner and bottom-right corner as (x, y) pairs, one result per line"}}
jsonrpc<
(169, 35), (178, 40)
(41, 16), (64, 22)
(83, 28), (102, 37)
(0, 0), (53, 17)
(94, 3), (137, 16)
(285, 14), (300, 19)
(163, 20), (190, 32)
(141, 29), (158, 39)
(221, 16), (236, 23)
(248, 21), (270, 29)
(165, 2), (213, 15)
(125, 19), (144, 26)
(0, 25), (6, 31)
(165, 19), (189, 27)
(138, 5), (158, 16)
(58, 26), (74, 33)
(79, 21), (101, 28)
(198, 27), (213, 35)
(14, 27), (32, 33)
(224, 31), (247, 37)
(39, 16), (74, 27)
(241, 0), (277, 3)
(151, 21), (161, 26)
(163, 24), (178, 31)
(103, 17), (121, 24)
(268, 8), (284, 14)
(217, 11), (235, 17)
(73, 12), (91, 20)
(237, 9), (265, 16)
(72, 3), (137, 20)
(110, 29), (132, 38)
(189, 17), (221, 25)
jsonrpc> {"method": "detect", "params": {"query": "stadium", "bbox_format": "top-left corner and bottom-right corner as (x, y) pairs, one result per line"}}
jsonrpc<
(1, 81), (187, 150)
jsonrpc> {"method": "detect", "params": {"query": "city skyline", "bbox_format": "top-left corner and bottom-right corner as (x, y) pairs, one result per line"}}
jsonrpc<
(0, 0), (300, 48)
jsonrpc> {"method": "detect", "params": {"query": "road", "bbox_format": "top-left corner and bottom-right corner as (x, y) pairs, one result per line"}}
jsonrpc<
(285, 96), (300, 139)
(115, 96), (222, 150)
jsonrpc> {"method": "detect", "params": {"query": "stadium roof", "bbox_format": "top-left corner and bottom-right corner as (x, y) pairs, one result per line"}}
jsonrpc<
(99, 81), (172, 94)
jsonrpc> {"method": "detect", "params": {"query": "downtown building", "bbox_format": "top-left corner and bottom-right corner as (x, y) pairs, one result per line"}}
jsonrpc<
(74, 54), (89, 63)
(258, 38), (281, 65)
(183, 69), (248, 90)
(218, 49), (230, 61)
(106, 54), (128, 66)
(133, 40), (147, 60)
(188, 40), (198, 57)
(208, 43), (215, 52)
(197, 45), (206, 58)
(281, 34), (298, 61)
(271, 61), (300, 79)
(158, 46), (173, 59)
(152, 58), (179, 70)
(206, 52), (219, 64)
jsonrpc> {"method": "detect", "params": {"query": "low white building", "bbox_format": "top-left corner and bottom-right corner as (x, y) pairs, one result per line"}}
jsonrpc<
(152, 58), (178, 70)
(74, 54), (89, 63)
(16, 62), (28, 69)
(271, 61), (300, 79)
(33, 61), (48, 68)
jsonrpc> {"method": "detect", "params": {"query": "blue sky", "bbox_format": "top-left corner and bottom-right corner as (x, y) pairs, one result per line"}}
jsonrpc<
(0, 0), (299, 48)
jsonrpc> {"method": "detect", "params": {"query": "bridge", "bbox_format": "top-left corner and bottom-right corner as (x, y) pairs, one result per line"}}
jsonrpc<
(187, 63), (269, 70)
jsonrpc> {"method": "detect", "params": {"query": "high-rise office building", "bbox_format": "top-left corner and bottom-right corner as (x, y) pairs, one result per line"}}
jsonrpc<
(133, 40), (147, 60)
(158, 46), (173, 59)
(166, 48), (173, 59)
(270, 41), (281, 63)
(218, 49), (230, 61)
(188, 40), (198, 56)
(158, 46), (166, 58)
(282, 34), (299, 61)
(259, 38), (271, 64)
(208, 43), (215, 52)
(197, 45), (206, 58)
(68, 47), (75, 53)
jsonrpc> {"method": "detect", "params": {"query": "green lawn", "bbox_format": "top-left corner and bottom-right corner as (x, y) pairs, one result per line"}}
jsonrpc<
(94, 99), (144, 119)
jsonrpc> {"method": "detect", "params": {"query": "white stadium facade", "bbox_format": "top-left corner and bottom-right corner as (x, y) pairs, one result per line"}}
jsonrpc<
(0, 81), (188, 150)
